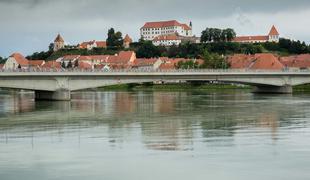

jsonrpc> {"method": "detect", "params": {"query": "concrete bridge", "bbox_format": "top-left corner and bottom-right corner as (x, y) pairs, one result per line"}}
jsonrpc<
(0, 70), (310, 100)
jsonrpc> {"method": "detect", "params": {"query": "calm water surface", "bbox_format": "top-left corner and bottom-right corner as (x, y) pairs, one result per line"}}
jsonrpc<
(0, 90), (310, 180)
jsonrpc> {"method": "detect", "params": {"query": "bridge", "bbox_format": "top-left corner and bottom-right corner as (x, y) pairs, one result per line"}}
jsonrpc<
(0, 69), (310, 100)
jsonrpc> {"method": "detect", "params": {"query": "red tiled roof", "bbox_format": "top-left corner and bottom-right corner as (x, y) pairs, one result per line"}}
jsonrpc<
(10, 53), (29, 66)
(78, 55), (110, 62)
(132, 58), (158, 67)
(250, 53), (284, 70)
(280, 54), (310, 68)
(78, 61), (92, 69)
(228, 53), (284, 70)
(42, 61), (61, 69)
(153, 34), (180, 41)
(79, 40), (106, 49)
(181, 24), (191, 31)
(96, 41), (107, 48)
(269, 25), (279, 36)
(54, 34), (64, 42)
(142, 20), (188, 29)
(62, 55), (80, 61)
(29, 60), (45, 66)
(233, 35), (269, 42)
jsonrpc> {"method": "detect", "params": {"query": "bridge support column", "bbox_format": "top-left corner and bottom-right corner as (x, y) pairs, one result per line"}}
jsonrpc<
(35, 89), (71, 101)
(253, 85), (293, 94)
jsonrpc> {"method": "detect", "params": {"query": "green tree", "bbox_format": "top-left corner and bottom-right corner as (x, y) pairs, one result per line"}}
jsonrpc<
(107, 28), (124, 49)
(222, 28), (236, 42)
(176, 60), (199, 69)
(61, 61), (66, 68)
(67, 60), (72, 68)
(136, 41), (161, 58)
(0, 56), (5, 64)
(201, 50), (229, 69)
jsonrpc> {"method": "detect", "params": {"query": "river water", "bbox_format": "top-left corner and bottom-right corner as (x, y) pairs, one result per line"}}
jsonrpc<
(0, 90), (310, 180)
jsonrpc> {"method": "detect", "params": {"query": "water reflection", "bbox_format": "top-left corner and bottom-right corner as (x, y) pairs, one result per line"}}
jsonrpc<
(0, 90), (309, 151)
(1, 90), (310, 180)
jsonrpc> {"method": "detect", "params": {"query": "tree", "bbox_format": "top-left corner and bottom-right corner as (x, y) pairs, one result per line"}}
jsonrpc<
(222, 28), (236, 42)
(201, 28), (236, 43)
(74, 60), (79, 68)
(49, 43), (54, 52)
(176, 60), (199, 69)
(136, 41), (161, 58)
(0, 56), (5, 64)
(201, 50), (229, 69)
(61, 61), (66, 68)
(107, 28), (124, 49)
(67, 60), (72, 68)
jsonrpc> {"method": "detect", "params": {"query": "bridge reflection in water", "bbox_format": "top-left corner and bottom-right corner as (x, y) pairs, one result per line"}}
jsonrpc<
(0, 90), (304, 151)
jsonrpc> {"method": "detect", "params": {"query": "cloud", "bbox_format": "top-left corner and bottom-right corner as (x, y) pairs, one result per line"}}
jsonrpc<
(0, 0), (309, 56)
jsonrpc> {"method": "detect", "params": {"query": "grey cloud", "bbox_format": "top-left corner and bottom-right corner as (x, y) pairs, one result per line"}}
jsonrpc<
(0, 0), (310, 56)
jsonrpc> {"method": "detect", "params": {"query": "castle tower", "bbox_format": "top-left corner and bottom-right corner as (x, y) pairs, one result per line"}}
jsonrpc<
(53, 34), (65, 51)
(268, 25), (280, 43)
(123, 34), (133, 49)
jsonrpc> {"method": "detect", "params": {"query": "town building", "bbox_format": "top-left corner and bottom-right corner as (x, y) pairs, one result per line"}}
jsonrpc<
(79, 40), (107, 50)
(140, 20), (193, 41)
(152, 34), (182, 46)
(233, 25), (280, 43)
(4, 53), (29, 69)
(123, 34), (133, 49)
(53, 34), (65, 51)
(227, 53), (285, 70)
(280, 54), (310, 70)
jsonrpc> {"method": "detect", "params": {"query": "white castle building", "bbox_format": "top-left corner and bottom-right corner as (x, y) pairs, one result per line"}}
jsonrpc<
(140, 20), (193, 41)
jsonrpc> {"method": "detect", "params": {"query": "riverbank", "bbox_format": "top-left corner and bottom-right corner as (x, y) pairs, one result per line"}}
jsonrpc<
(99, 83), (251, 91)
(99, 83), (310, 93)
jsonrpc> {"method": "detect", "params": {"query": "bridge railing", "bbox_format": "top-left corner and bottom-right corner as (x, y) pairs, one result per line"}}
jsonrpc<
(0, 68), (308, 73)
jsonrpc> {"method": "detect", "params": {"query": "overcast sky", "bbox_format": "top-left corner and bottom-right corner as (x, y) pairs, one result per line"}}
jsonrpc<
(0, 0), (310, 57)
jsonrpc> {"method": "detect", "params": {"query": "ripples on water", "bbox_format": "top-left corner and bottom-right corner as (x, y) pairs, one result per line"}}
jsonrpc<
(0, 90), (310, 180)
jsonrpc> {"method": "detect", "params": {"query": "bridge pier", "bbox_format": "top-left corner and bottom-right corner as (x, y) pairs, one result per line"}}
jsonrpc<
(253, 85), (293, 94)
(35, 89), (71, 101)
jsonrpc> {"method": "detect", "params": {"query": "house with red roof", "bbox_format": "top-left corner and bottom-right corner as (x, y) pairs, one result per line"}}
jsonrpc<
(233, 25), (280, 43)
(41, 61), (62, 70)
(280, 54), (310, 70)
(4, 53), (29, 69)
(228, 53), (284, 70)
(79, 40), (107, 50)
(29, 60), (45, 69)
(140, 20), (193, 41)
(152, 33), (182, 46)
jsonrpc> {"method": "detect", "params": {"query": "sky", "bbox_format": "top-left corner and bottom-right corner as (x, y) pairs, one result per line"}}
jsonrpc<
(0, 0), (310, 57)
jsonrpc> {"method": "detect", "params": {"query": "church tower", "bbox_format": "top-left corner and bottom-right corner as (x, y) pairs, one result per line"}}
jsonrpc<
(53, 34), (65, 51)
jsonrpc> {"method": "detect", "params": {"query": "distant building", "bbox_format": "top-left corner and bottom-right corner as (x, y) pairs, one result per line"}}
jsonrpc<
(140, 20), (193, 41)
(4, 53), (29, 69)
(233, 25), (280, 43)
(152, 34), (182, 46)
(123, 34), (133, 49)
(53, 34), (65, 51)
(79, 40), (107, 50)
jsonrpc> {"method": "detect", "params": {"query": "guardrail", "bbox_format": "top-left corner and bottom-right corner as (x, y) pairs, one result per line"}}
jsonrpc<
(0, 68), (309, 73)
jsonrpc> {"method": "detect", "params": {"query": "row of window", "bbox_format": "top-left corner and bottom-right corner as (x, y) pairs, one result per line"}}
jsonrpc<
(141, 26), (178, 31)
(141, 30), (178, 35)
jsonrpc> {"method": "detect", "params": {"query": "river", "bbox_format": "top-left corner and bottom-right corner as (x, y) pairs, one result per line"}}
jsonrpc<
(0, 90), (310, 180)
